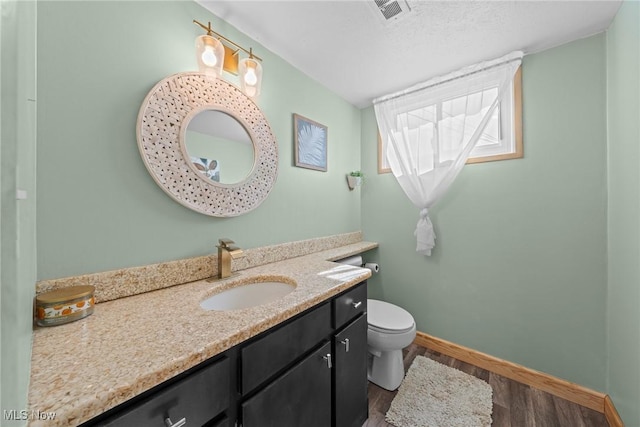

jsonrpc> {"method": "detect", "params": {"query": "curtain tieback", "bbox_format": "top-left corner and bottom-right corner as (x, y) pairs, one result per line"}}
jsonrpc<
(414, 208), (436, 256)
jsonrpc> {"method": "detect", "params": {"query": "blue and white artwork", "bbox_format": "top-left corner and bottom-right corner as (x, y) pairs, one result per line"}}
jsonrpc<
(294, 114), (327, 171)
(191, 157), (220, 182)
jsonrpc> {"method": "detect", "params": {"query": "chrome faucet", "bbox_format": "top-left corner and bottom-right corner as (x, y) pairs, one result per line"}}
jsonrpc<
(213, 238), (244, 280)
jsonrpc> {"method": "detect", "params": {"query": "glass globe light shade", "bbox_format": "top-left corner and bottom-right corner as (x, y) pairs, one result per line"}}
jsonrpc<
(195, 34), (224, 79)
(239, 57), (263, 99)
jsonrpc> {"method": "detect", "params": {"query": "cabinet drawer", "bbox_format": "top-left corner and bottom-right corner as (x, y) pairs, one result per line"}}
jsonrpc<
(333, 281), (367, 329)
(242, 342), (332, 427)
(241, 302), (332, 394)
(100, 357), (230, 427)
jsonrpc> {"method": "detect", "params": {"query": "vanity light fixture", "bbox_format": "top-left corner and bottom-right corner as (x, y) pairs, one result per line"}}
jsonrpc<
(193, 19), (264, 99)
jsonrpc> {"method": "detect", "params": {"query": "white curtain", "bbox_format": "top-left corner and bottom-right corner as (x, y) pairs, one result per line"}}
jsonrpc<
(374, 52), (523, 255)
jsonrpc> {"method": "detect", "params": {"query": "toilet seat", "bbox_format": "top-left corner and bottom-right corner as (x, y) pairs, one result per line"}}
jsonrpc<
(368, 299), (415, 333)
(368, 323), (414, 334)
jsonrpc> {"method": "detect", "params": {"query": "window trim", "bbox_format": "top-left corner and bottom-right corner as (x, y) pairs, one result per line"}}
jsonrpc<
(377, 132), (391, 174)
(377, 65), (523, 173)
(466, 66), (523, 164)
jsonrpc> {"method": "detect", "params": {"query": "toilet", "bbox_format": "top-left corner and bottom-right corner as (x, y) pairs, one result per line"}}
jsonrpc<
(367, 299), (416, 391)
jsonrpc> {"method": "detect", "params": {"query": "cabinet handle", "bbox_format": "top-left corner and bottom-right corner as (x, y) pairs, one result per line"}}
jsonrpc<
(340, 338), (350, 353)
(323, 353), (332, 369)
(164, 417), (186, 427)
(352, 301), (362, 309)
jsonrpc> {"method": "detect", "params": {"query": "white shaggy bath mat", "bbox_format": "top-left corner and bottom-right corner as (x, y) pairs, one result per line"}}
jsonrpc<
(385, 355), (493, 427)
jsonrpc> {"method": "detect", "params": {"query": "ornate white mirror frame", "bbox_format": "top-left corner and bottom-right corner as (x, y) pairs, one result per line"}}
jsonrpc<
(136, 72), (278, 217)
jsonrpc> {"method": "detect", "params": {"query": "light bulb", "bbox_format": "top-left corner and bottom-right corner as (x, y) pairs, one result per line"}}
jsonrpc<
(244, 67), (258, 86)
(201, 46), (218, 67)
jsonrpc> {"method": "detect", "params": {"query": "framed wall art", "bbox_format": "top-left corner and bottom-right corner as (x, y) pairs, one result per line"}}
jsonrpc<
(293, 113), (327, 171)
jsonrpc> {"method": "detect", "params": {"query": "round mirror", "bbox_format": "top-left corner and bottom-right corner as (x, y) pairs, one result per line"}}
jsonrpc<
(136, 72), (278, 217)
(184, 110), (255, 185)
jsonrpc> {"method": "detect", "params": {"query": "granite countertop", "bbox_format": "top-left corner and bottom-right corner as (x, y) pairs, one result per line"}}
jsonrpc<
(27, 241), (377, 427)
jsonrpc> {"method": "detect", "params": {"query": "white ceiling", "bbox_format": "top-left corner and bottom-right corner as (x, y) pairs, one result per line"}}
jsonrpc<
(199, 0), (622, 108)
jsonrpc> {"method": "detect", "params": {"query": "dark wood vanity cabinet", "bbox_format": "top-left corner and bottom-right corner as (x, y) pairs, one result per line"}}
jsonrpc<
(239, 302), (333, 427)
(241, 281), (368, 427)
(82, 281), (368, 427)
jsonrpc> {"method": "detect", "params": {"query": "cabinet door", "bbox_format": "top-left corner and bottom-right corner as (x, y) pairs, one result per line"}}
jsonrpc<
(242, 342), (332, 427)
(334, 314), (368, 427)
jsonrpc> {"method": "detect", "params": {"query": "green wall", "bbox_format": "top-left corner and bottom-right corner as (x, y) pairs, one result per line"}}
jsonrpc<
(15, 2), (640, 425)
(362, 34), (608, 392)
(37, 1), (362, 280)
(607, 1), (640, 425)
(1, 1), (37, 423)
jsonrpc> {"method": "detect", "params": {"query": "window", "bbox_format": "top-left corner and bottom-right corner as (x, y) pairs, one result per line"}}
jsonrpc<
(378, 66), (522, 173)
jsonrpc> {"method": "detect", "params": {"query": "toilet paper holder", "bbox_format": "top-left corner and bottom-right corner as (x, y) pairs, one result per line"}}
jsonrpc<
(336, 255), (379, 273)
(364, 262), (380, 273)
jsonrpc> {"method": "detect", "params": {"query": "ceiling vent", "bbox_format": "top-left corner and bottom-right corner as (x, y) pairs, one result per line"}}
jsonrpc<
(372, 0), (412, 23)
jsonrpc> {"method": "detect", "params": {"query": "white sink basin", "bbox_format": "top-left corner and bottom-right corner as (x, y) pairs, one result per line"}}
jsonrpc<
(201, 280), (296, 311)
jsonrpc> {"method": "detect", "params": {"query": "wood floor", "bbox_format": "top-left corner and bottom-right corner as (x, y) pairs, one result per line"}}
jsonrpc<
(363, 343), (608, 427)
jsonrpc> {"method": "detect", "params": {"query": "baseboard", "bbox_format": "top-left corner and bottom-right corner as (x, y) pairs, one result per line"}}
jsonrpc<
(605, 395), (625, 427)
(414, 331), (606, 413)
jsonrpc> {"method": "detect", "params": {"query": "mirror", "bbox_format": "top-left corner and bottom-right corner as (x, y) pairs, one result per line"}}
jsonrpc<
(137, 72), (278, 217)
(184, 110), (255, 185)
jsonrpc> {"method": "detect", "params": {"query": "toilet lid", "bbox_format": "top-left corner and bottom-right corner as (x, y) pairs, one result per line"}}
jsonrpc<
(368, 299), (414, 332)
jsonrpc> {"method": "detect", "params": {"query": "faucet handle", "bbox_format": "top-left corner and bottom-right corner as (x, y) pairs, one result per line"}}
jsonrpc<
(218, 238), (235, 247)
(228, 246), (244, 258)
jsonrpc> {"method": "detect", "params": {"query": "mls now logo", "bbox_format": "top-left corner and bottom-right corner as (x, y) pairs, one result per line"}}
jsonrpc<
(3, 410), (28, 421)
(4, 409), (56, 421)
